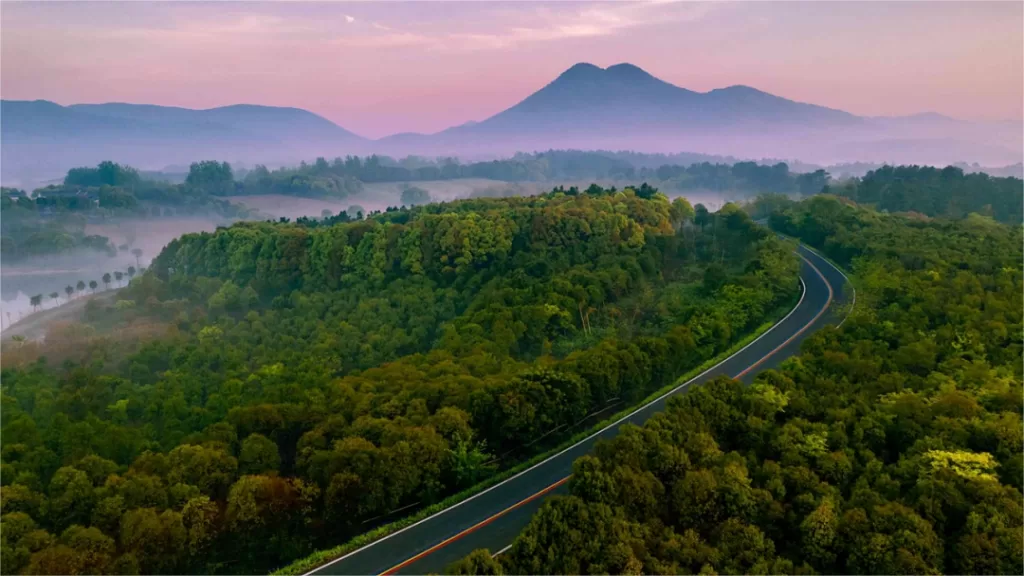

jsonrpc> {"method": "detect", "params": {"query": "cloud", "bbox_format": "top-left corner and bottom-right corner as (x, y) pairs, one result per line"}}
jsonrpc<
(106, 12), (312, 44)
(345, 15), (355, 24)
(442, 2), (720, 51)
(329, 2), (720, 53)
(332, 30), (433, 49)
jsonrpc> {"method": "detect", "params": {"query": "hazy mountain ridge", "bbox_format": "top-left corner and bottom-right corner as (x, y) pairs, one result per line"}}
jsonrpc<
(3, 62), (1020, 184)
(376, 63), (1020, 164)
(1, 100), (366, 184)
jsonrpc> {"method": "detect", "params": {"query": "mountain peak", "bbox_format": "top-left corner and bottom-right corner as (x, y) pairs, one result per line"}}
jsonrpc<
(605, 63), (650, 77)
(557, 62), (603, 79)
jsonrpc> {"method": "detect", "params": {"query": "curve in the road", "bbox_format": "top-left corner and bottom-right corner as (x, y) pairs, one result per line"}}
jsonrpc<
(307, 244), (850, 576)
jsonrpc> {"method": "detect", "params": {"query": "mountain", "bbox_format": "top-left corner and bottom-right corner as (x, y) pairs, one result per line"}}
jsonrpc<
(376, 63), (1021, 166)
(3, 63), (1020, 184)
(1, 100), (366, 185)
(474, 62), (858, 130)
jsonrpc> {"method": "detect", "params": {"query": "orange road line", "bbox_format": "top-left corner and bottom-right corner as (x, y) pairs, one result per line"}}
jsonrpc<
(379, 250), (834, 576)
(733, 252), (833, 380)
(380, 477), (571, 575)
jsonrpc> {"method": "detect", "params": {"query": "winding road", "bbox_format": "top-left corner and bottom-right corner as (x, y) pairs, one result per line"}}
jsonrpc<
(308, 243), (850, 576)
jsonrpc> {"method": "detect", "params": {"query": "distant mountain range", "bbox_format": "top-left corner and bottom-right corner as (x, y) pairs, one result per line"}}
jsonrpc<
(2, 62), (1020, 185)
(1, 100), (365, 184)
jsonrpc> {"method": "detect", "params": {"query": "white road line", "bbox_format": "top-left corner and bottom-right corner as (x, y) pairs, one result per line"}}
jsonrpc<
(799, 244), (856, 327)
(492, 543), (513, 558)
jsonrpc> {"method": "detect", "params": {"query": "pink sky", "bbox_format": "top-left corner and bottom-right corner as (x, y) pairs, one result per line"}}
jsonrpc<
(2, 1), (1021, 138)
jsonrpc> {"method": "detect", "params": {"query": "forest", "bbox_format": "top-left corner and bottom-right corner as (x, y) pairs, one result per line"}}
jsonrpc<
(0, 186), (801, 574)
(828, 165), (1023, 224)
(450, 195), (1023, 575)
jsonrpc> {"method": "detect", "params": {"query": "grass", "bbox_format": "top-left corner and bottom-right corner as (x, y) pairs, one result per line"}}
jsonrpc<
(271, 289), (800, 576)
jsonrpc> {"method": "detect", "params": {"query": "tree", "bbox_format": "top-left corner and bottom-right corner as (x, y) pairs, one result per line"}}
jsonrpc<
(670, 197), (695, 229)
(47, 467), (95, 530)
(88, 280), (98, 293)
(119, 507), (187, 573)
(186, 160), (234, 194)
(446, 549), (505, 575)
(238, 434), (280, 475)
(65, 285), (74, 299)
(49, 291), (60, 305)
(30, 294), (42, 312)
(76, 281), (86, 295)
(348, 205), (365, 219)
(401, 186), (431, 207)
(127, 266), (136, 279)
(796, 169), (830, 196)
(114, 271), (123, 286)
(131, 248), (143, 268)
(694, 203), (711, 229)
(102, 273), (111, 290)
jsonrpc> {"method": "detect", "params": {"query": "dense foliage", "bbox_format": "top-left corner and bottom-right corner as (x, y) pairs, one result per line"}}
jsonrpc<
(829, 165), (1023, 224)
(0, 188), (799, 574)
(452, 195), (1023, 575)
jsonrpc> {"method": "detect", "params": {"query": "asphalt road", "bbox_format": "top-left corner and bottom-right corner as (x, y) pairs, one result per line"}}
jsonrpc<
(308, 243), (850, 576)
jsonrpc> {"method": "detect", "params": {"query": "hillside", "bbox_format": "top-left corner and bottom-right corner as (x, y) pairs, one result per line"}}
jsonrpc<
(0, 189), (800, 574)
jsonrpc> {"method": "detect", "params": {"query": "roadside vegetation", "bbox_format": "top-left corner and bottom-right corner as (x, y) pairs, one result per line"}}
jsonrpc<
(450, 195), (1023, 575)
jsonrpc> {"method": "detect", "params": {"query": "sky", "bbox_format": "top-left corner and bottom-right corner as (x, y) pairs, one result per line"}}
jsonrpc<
(2, 1), (1021, 139)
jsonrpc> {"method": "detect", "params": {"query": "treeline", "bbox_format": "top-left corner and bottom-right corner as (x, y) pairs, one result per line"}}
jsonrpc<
(0, 207), (116, 261)
(654, 162), (829, 195)
(0, 163), (253, 261)
(0, 188), (800, 574)
(828, 164), (1023, 224)
(451, 195), (1023, 575)
(237, 154), (825, 196)
(24, 266), (141, 314)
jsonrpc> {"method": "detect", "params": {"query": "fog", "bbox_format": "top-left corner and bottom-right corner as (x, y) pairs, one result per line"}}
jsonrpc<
(1, 217), (224, 327)
(226, 179), (737, 223)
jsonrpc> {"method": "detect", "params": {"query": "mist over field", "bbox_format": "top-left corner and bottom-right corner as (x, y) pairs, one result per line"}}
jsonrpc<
(0, 217), (225, 325)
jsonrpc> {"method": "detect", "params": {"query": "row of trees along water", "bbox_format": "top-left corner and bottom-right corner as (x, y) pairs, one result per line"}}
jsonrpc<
(25, 266), (139, 313)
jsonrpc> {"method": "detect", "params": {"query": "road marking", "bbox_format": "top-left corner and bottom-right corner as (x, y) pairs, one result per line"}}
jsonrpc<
(733, 252), (832, 379)
(798, 244), (856, 327)
(380, 477), (570, 575)
(307, 247), (840, 576)
(492, 543), (513, 558)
